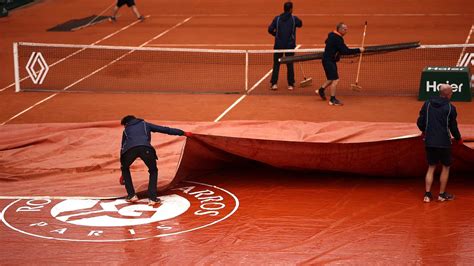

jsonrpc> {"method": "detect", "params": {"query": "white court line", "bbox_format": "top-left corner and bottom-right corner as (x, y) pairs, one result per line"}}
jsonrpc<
(147, 43), (275, 47)
(1, 17), (193, 125)
(248, 43), (301, 94)
(213, 94), (247, 122)
(298, 13), (469, 17)
(247, 69), (274, 94)
(1, 94), (57, 125)
(0, 15), (149, 93)
(456, 24), (474, 66)
(145, 43), (383, 48)
(214, 45), (301, 122)
(143, 13), (470, 17)
(324, 13), (465, 17)
(214, 67), (273, 122)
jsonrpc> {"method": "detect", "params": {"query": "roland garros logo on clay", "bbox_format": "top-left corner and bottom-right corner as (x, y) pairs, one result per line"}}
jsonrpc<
(1, 181), (239, 242)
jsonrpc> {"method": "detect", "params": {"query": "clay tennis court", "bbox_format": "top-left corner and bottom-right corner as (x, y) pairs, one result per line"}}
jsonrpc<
(1, 0), (474, 264)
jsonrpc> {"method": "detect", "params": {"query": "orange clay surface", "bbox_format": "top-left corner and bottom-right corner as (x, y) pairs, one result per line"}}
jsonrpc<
(1, 0), (473, 264)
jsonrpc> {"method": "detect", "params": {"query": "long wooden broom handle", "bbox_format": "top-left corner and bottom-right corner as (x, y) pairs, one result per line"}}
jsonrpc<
(354, 21), (368, 84)
(299, 62), (306, 78)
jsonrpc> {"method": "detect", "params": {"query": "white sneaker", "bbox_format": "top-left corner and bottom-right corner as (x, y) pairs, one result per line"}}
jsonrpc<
(270, 84), (278, 90)
(126, 195), (139, 203)
(148, 198), (161, 206)
(288, 85), (294, 90)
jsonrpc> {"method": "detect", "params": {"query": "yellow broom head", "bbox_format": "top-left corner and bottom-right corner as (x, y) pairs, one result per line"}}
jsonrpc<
(300, 77), (313, 87)
(350, 83), (362, 91)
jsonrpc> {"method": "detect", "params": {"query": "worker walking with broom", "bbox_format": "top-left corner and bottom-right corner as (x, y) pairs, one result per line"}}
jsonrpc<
(316, 22), (364, 106)
(268, 1), (303, 91)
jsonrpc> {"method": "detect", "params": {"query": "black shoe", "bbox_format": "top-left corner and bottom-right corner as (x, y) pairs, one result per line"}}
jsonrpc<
(329, 97), (343, 106)
(316, 87), (326, 101)
(438, 192), (455, 201)
(109, 16), (117, 22)
(423, 192), (433, 203)
(138, 15), (145, 22)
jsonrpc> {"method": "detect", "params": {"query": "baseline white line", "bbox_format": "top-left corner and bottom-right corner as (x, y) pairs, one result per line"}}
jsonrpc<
(147, 43), (275, 47)
(290, 13), (469, 17)
(133, 13), (470, 17)
(144, 43), (380, 48)
(456, 24), (474, 66)
(0, 15), (150, 93)
(214, 45), (301, 122)
(1, 16), (192, 125)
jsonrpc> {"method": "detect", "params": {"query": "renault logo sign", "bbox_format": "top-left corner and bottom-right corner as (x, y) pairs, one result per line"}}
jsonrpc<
(26, 52), (49, 84)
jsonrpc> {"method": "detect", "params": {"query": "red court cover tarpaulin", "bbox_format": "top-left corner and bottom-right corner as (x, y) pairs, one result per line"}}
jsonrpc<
(0, 121), (473, 197)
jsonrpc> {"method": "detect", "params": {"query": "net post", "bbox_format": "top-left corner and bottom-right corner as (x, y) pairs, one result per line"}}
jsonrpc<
(245, 51), (249, 93)
(13, 42), (20, 93)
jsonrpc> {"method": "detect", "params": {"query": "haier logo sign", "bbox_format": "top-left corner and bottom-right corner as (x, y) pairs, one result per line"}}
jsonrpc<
(26, 52), (49, 84)
(425, 81), (464, 92)
(419, 62), (472, 101)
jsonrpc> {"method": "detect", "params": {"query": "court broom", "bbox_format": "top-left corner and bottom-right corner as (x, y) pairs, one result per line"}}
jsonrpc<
(71, 2), (117, 31)
(299, 62), (313, 87)
(351, 21), (367, 91)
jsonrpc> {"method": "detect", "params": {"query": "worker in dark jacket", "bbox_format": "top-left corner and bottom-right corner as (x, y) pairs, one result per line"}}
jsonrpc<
(316, 23), (364, 106)
(268, 1), (302, 91)
(120, 115), (192, 206)
(417, 84), (462, 203)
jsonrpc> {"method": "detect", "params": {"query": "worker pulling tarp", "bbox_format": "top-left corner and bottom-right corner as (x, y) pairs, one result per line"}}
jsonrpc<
(0, 121), (472, 197)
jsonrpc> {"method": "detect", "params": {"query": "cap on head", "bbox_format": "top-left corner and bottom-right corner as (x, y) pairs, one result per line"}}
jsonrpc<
(121, 115), (136, 125)
(284, 1), (293, 12)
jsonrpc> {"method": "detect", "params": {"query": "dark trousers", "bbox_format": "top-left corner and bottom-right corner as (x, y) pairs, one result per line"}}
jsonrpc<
(270, 52), (295, 86)
(120, 146), (158, 200)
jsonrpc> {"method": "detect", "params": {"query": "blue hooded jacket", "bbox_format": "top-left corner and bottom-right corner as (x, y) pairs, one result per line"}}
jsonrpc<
(323, 31), (361, 62)
(268, 12), (302, 49)
(121, 118), (184, 155)
(417, 96), (461, 148)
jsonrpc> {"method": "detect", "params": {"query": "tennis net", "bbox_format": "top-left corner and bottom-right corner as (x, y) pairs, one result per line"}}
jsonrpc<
(14, 42), (474, 95)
